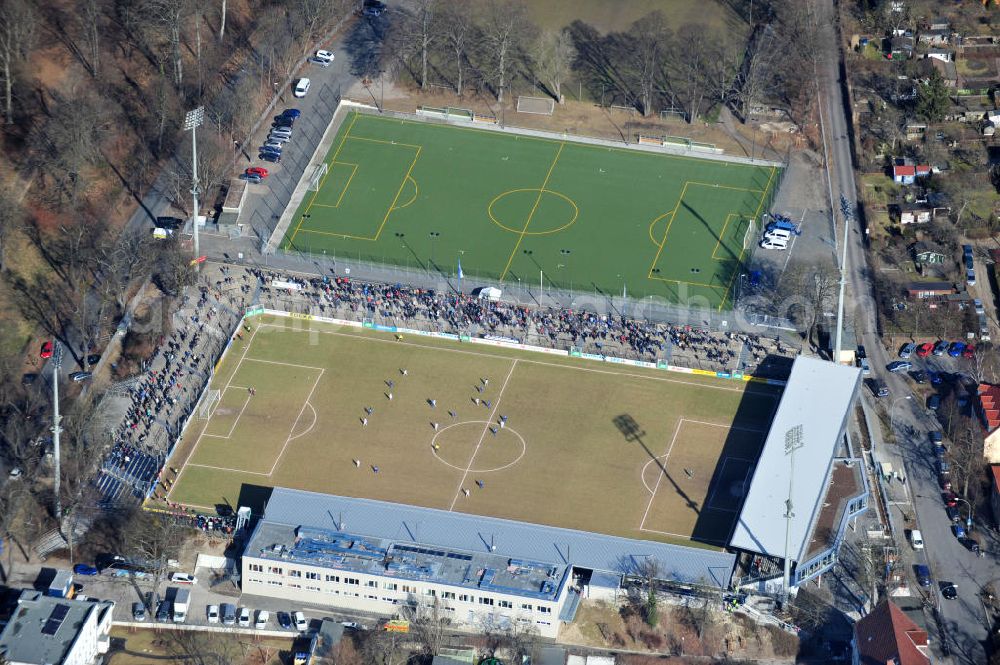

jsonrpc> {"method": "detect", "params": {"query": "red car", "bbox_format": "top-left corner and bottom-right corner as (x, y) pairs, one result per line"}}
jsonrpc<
(246, 167), (269, 178)
(963, 344), (976, 358)
(40, 341), (53, 359)
(916, 342), (935, 358)
(942, 491), (958, 508)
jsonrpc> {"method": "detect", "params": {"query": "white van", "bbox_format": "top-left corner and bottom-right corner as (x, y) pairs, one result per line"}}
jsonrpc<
(910, 529), (924, 550)
(759, 237), (788, 250)
(763, 228), (792, 242)
(293, 78), (311, 98)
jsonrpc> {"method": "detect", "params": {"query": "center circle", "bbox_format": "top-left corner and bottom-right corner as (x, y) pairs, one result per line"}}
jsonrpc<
(488, 188), (579, 236)
(431, 420), (526, 473)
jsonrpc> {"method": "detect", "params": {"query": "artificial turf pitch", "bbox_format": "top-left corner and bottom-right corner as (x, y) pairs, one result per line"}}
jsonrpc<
(166, 316), (780, 547)
(281, 111), (779, 309)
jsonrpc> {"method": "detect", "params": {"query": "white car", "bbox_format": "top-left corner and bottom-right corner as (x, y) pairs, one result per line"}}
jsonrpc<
(759, 238), (788, 250)
(270, 126), (292, 138)
(293, 78), (311, 98)
(170, 572), (197, 585)
(294, 611), (308, 632)
(238, 607), (251, 627)
(315, 49), (335, 63)
(206, 605), (219, 624)
(261, 141), (284, 151)
(255, 610), (270, 629)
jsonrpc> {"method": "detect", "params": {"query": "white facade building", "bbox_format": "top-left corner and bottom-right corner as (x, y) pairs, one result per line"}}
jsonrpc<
(0, 590), (114, 665)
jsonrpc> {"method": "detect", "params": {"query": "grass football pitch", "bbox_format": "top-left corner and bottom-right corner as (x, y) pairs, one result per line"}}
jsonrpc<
(281, 111), (779, 309)
(166, 316), (780, 547)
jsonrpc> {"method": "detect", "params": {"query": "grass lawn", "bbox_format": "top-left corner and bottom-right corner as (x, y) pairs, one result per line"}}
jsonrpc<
(108, 627), (291, 665)
(525, 0), (744, 35)
(282, 111), (779, 309)
(165, 316), (779, 547)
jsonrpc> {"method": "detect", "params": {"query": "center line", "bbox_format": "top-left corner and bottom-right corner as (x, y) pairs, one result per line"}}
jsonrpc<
(499, 142), (565, 281)
(448, 359), (518, 511)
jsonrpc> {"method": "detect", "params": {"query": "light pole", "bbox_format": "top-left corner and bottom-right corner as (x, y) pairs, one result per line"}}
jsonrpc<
(954, 496), (975, 530)
(890, 395), (912, 439)
(50, 345), (64, 522)
(783, 424), (804, 600)
(184, 107), (205, 262)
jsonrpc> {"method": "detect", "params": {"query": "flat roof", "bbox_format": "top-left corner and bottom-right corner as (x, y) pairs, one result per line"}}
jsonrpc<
(250, 488), (736, 589)
(247, 523), (565, 601)
(729, 357), (861, 561)
(0, 590), (113, 665)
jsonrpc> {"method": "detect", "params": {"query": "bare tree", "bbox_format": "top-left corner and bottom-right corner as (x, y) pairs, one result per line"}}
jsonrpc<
(144, 0), (191, 86)
(0, 0), (36, 123)
(77, 0), (102, 77)
(733, 26), (779, 122)
(121, 509), (185, 607)
(623, 12), (669, 116)
(775, 262), (839, 348)
(479, 0), (531, 103)
(0, 181), (24, 271)
(438, 0), (471, 96)
(28, 88), (108, 203)
(532, 28), (575, 103)
(166, 627), (245, 665)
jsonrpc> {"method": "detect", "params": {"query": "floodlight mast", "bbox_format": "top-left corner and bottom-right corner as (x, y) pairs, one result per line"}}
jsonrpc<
(782, 424), (804, 600)
(51, 345), (63, 521)
(184, 107), (205, 263)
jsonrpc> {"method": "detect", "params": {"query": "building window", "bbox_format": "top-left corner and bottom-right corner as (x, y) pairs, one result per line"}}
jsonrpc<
(520, 603), (533, 611)
(325, 575), (340, 583)
(425, 589), (436, 597)
(249, 564), (263, 573)
(345, 578), (359, 586)
(444, 606), (455, 612)
(458, 594), (471, 603)
(384, 582), (398, 591)
(267, 580), (282, 587)
(366, 594), (378, 600)
(267, 567), (283, 575)
(479, 597), (494, 606)
(288, 570), (302, 578)
(306, 572), (320, 581)
(367, 580), (379, 588)
(442, 591), (455, 600)
(536, 620), (550, 626)
(306, 586), (320, 592)
(289, 583), (301, 589)
(538, 606), (551, 614)
(498, 600), (513, 609)
(402, 585), (416, 594)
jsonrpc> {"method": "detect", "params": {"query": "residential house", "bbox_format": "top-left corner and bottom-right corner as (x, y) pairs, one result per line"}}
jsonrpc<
(924, 49), (953, 63)
(893, 164), (932, 184)
(918, 29), (950, 46)
(906, 282), (955, 299)
(928, 18), (950, 31)
(0, 591), (115, 665)
(888, 34), (915, 60)
(896, 203), (934, 225)
(991, 466), (1000, 528)
(918, 57), (958, 87)
(978, 384), (1000, 463)
(852, 598), (931, 665)
(911, 242), (946, 271)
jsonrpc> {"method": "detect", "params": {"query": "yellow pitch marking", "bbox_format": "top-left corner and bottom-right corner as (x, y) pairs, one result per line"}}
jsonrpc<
(394, 175), (419, 210)
(333, 162), (359, 208)
(371, 147), (423, 241)
(498, 142), (565, 281)
(488, 188), (578, 236)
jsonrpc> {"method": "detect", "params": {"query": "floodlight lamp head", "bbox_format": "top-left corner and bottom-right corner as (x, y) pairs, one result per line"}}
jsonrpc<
(52, 344), (63, 369)
(184, 106), (205, 130)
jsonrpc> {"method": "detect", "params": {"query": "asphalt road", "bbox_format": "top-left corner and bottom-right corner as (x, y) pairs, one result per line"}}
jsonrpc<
(811, 0), (997, 661)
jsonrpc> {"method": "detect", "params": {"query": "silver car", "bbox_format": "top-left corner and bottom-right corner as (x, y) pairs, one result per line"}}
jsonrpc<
(266, 133), (290, 143)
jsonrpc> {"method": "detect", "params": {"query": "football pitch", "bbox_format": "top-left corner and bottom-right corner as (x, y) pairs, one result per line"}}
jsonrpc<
(166, 316), (781, 547)
(280, 111), (780, 309)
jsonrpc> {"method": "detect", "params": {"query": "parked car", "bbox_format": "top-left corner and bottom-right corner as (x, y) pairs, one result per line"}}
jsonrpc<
(974, 299), (985, 315)
(277, 612), (292, 629)
(238, 607), (251, 627)
(266, 132), (291, 144)
(314, 49), (335, 64)
(965, 254), (974, 270)
(929, 430), (943, 443)
(132, 602), (146, 621)
(270, 125), (293, 137)
(293, 78), (311, 98)
(933, 340), (950, 356)
(857, 345), (867, 359)
(86, 353), (101, 366)
(156, 601), (171, 622)
(953, 524), (967, 539)
(916, 342), (935, 358)
(341, 621), (364, 630)
(40, 341), (53, 358)
(967, 268), (976, 285)
(246, 167), (268, 178)
(928, 370), (943, 385)
(867, 378), (889, 398)
(886, 360), (912, 373)
(207, 605), (220, 624)
(68, 371), (93, 383)
(899, 342), (916, 358)
(294, 611), (308, 632)
(759, 238), (788, 250)
(258, 152), (282, 163)
(948, 341), (966, 357)
(927, 394), (941, 410)
(963, 344), (976, 359)
(281, 108), (301, 119)
(960, 538), (981, 554)
(156, 216), (185, 230)
(170, 572), (197, 585)
(221, 603), (237, 626)
(858, 357), (870, 375)
(946, 506), (960, 522)
(73, 564), (99, 576)
(239, 173), (263, 184)
(255, 610), (270, 629)
(915, 564), (931, 587)
(910, 370), (927, 384)
(942, 491), (958, 507)
(942, 583), (958, 599)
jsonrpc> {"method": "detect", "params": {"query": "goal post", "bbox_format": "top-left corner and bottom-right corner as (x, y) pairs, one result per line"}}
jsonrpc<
(516, 96), (556, 116)
(307, 163), (329, 191)
(198, 389), (221, 418)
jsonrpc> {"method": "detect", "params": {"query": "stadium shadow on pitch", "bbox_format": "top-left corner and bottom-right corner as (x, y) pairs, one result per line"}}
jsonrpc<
(236, 484), (276, 516)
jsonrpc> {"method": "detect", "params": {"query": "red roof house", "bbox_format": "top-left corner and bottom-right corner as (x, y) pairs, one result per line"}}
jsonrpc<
(977, 384), (1000, 463)
(853, 599), (931, 665)
(893, 164), (932, 184)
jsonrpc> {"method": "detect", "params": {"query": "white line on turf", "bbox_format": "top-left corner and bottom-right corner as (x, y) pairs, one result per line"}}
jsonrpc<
(639, 419), (684, 531)
(244, 357), (327, 371)
(680, 418), (767, 433)
(447, 359), (518, 511)
(267, 370), (326, 476)
(185, 462), (270, 476)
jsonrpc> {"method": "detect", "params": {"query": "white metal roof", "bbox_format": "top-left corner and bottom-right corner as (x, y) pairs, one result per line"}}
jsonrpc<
(728, 357), (861, 561)
(255, 487), (736, 588)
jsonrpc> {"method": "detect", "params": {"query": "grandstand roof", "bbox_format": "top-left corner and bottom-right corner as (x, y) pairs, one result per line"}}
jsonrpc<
(253, 488), (736, 588)
(729, 357), (862, 562)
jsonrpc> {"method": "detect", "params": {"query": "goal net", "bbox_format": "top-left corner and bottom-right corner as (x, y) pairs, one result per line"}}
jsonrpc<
(307, 163), (329, 191)
(199, 389), (221, 418)
(516, 96), (556, 116)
